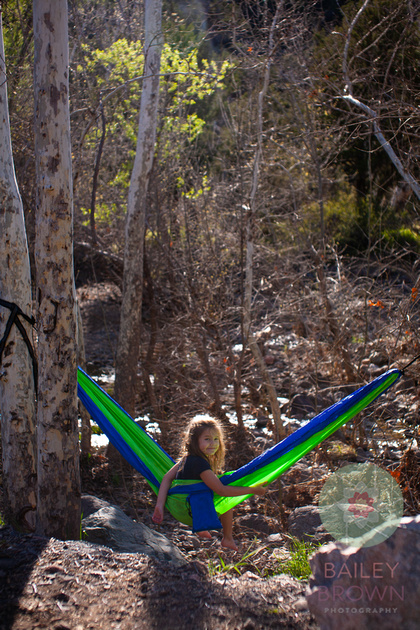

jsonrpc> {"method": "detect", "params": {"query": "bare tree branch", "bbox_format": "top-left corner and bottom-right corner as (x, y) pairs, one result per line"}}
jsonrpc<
(341, 0), (420, 202)
(342, 94), (420, 201)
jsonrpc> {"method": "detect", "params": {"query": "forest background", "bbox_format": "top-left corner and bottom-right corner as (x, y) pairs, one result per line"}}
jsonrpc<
(0, 0), (420, 543)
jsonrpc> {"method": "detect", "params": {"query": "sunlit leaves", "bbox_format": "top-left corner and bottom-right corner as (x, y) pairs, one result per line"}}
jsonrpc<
(77, 38), (233, 220)
(81, 39), (232, 152)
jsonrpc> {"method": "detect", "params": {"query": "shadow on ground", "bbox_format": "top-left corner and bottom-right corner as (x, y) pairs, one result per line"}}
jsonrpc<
(0, 526), (48, 630)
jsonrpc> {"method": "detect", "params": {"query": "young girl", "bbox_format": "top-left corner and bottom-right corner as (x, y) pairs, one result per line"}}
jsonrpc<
(152, 417), (266, 551)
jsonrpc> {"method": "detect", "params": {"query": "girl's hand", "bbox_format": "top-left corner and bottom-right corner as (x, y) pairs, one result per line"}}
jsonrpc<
(152, 505), (164, 524)
(252, 485), (266, 496)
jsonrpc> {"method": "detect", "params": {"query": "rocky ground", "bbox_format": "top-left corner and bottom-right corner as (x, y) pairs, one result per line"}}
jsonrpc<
(1, 279), (419, 630)
(1, 453), (324, 630)
(0, 522), (318, 630)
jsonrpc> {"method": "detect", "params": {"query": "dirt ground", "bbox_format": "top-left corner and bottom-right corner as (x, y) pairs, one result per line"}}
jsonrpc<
(0, 519), (319, 630)
(1, 436), (323, 630)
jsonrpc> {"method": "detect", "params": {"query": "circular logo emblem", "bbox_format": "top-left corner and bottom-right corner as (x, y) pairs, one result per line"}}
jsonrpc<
(318, 463), (403, 547)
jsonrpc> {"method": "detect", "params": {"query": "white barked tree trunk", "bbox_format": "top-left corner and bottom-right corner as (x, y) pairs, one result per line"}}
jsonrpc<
(114, 0), (163, 416)
(0, 11), (37, 531)
(33, 0), (81, 539)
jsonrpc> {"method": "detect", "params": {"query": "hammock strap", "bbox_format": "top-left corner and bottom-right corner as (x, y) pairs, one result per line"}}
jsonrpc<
(401, 353), (420, 374)
(0, 298), (38, 395)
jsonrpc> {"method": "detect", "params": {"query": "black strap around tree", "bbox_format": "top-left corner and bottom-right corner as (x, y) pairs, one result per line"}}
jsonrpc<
(401, 353), (420, 374)
(0, 297), (38, 395)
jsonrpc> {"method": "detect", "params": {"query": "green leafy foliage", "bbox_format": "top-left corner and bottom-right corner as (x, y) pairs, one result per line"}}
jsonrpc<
(75, 38), (233, 231)
(302, 186), (359, 247)
(80, 39), (231, 157)
(91, 422), (103, 436)
(2, 0), (33, 76)
(382, 228), (420, 254)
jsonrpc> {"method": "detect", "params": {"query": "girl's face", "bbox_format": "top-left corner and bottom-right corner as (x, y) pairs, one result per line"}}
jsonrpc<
(198, 428), (220, 457)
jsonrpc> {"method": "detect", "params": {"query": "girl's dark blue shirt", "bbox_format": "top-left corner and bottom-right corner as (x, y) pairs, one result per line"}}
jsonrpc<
(176, 455), (211, 480)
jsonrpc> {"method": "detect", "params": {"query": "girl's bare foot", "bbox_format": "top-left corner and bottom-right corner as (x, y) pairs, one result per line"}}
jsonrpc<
(221, 536), (239, 551)
(197, 531), (212, 539)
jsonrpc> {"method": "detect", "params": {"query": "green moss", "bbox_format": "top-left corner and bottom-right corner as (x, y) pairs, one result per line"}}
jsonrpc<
(382, 228), (420, 252)
(268, 537), (321, 580)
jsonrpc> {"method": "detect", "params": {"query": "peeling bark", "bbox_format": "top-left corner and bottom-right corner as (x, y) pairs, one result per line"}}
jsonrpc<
(0, 11), (37, 532)
(33, 0), (80, 540)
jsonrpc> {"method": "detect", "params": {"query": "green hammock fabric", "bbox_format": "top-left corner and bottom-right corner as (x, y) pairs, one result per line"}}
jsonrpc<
(78, 367), (401, 531)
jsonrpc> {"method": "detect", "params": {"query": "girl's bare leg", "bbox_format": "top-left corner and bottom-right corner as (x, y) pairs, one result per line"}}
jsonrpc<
(220, 510), (238, 551)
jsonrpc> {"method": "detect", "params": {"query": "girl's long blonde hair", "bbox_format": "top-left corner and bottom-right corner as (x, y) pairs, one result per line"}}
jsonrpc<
(180, 416), (226, 474)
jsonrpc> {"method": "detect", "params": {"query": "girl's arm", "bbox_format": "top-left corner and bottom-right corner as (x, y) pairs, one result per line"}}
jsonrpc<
(200, 469), (266, 497)
(152, 463), (179, 523)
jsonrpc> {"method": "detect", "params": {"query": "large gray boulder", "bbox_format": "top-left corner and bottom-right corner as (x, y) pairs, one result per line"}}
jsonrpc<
(81, 495), (186, 566)
(306, 515), (420, 630)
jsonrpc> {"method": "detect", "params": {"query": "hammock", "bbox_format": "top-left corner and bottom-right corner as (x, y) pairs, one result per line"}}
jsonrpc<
(77, 367), (401, 532)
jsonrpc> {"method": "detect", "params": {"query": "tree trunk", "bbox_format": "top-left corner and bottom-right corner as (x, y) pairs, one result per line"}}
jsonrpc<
(114, 0), (163, 417)
(33, 0), (81, 540)
(243, 3), (285, 441)
(89, 103), (106, 245)
(0, 11), (37, 532)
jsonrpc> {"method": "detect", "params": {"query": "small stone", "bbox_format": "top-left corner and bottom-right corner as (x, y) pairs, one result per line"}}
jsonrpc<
(288, 505), (331, 543)
(236, 513), (273, 534)
(242, 571), (261, 580)
(294, 597), (308, 611)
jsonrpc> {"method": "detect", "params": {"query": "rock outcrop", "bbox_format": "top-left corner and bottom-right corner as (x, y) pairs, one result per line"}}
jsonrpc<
(81, 494), (186, 566)
(306, 515), (420, 630)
